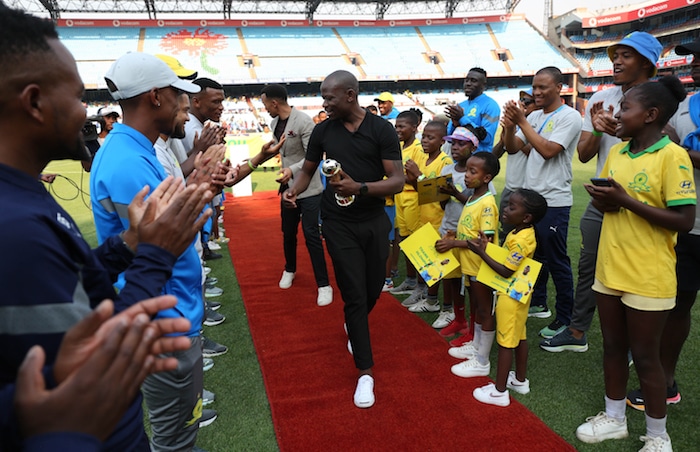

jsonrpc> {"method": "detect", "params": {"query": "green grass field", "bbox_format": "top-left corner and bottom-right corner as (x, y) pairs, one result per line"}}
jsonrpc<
(43, 157), (700, 451)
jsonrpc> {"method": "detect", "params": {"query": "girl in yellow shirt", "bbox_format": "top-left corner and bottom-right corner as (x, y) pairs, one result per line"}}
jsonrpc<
(576, 76), (696, 451)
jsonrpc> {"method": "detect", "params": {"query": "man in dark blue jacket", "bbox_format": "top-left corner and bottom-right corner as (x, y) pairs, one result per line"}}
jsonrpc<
(0, 6), (212, 450)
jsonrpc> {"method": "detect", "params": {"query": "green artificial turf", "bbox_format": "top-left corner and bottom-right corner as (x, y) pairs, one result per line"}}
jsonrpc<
(43, 156), (700, 451)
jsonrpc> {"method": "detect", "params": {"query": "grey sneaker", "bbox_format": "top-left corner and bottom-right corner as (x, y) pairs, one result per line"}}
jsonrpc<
(203, 389), (216, 406)
(203, 308), (225, 327)
(540, 328), (588, 352)
(401, 286), (427, 307)
(199, 409), (218, 428)
(390, 279), (416, 295)
(202, 336), (228, 357)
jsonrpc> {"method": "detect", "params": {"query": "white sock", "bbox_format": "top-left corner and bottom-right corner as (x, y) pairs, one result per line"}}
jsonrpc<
(477, 330), (495, 365)
(645, 414), (668, 439)
(474, 323), (483, 347)
(604, 395), (626, 422)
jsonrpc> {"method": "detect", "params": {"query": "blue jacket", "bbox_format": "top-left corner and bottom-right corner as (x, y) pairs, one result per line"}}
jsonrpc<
(90, 123), (204, 335)
(446, 92), (501, 153)
(0, 163), (175, 450)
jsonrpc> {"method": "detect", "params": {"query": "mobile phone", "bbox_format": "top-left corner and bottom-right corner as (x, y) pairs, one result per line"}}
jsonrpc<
(590, 178), (612, 187)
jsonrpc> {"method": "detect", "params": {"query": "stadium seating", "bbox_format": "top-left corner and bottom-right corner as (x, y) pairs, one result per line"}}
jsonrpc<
(59, 19), (577, 87)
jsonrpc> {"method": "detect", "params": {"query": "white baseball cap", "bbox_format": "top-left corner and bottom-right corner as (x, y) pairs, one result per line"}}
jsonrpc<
(105, 52), (201, 100)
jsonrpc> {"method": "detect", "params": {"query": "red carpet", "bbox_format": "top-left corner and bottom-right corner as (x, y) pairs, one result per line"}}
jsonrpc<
(224, 191), (575, 452)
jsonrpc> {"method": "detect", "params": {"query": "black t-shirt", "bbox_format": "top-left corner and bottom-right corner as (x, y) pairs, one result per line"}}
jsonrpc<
(306, 112), (400, 222)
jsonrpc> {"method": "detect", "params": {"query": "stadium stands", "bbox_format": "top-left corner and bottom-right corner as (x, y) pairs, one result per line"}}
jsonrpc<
(59, 19), (575, 88)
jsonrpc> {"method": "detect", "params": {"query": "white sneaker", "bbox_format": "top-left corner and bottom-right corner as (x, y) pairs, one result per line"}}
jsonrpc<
(575, 411), (628, 444)
(473, 383), (510, 407)
(639, 435), (672, 452)
(432, 310), (455, 329)
(408, 299), (440, 313)
(207, 240), (221, 250)
(317, 285), (333, 306)
(451, 358), (490, 378)
(205, 286), (223, 298)
(448, 341), (477, 359)
(401, 286), (427, 307)
(203, 266), (212, 275)
(279, 271), (295, 289)
(382, 280), (394, 292)
(506, 370), (530, 394)
(347, 339), (353, 355)
(353, 375), (375, 408)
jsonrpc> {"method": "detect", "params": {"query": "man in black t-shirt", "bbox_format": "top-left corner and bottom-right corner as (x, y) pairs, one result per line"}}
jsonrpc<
(284, 70), (404, 408)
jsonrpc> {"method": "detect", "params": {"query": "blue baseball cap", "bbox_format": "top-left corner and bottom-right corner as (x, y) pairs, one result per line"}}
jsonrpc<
(607, 31), (662, 77)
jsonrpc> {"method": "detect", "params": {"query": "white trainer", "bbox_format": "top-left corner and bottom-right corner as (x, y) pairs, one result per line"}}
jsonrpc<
(353, 375), (375, 408)
(279, 271), (295, 289)
(207, 240), (221, 250)
(506, 370), (531, 394)
(450, 358), (490, 378)
(639, 435), (672, 452)
(317, 285), (333, 306)
(448, 341), (477, 359)
(575, 411), (628, 444)
(473, 383), (510, 407)
(408, 299), (440, 313)
(432, 310), (455, 329)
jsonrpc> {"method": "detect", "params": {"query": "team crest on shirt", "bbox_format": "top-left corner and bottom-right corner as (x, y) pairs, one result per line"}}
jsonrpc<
(628, 172), (651, 193)
(542, 121), (554, 134)
(467, 106), (477, 118)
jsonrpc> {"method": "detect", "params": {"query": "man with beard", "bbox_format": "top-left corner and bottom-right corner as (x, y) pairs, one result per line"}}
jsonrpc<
(90, 52), (215, 451)
(540, 32), (661, 349)
(0, 7), (212, 450)
(444, 67), (500, 153)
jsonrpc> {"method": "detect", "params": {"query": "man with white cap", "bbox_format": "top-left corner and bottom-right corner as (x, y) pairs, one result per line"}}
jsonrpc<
(90, 52), (213, 451)
(540, 31), (661, 352)
(375, 92), (400, 120)
(97, 105), (120, 144)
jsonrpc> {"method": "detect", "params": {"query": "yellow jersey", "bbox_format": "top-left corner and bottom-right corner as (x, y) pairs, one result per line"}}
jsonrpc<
(596, 136), (696, 298)
(456, 192), (499, 276)
(419, 152), (454, 230)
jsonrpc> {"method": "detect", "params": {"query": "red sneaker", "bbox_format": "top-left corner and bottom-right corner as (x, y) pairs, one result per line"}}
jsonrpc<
(439, 320), (468, 337)
(449, 332), (475, 347)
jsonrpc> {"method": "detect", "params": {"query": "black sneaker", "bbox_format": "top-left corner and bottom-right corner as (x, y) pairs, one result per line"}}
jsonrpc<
(626, 381), (681, 412)
(202, 335), (228, 357)
(199, 408), (217, 428)
(203, 247), (222, 260)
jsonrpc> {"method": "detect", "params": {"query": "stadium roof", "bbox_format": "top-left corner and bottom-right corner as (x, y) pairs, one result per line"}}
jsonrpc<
(5, 0), (520, 21)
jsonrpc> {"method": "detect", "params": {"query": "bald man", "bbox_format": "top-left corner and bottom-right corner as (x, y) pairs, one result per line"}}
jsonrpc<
(283, 70), (404, 408)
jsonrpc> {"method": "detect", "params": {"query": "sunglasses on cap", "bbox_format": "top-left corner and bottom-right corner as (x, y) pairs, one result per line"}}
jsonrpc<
(520, 98), (535, 106)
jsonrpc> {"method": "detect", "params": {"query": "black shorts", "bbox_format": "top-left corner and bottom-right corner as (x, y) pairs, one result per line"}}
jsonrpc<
(676, 233), (700, 293)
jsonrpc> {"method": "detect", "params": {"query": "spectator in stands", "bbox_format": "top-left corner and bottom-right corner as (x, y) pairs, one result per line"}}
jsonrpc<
(502, 66), (582, 340)
(493, 88), (540, 241)
(375, 92), (400, 120)
(283, 70), (404, 409)
(0, 8), (212, 449)
(444, 67), (500, 153)
(97, 106), (120, 144)
(90, 52), (214, 451)
(260, 84), (334, 307)
(625, 36), (700, 414)
(541, 31), (661, 354)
